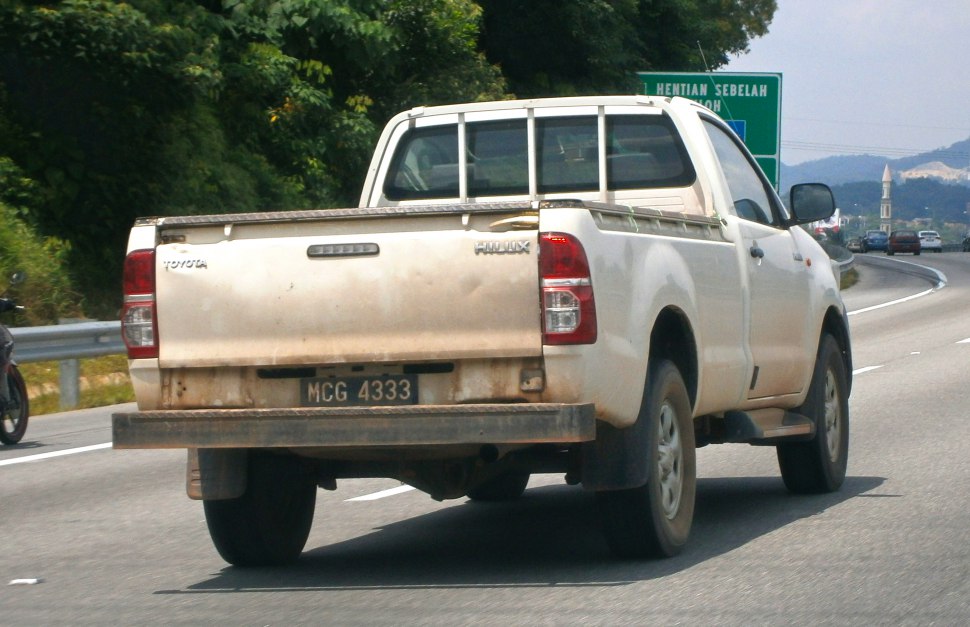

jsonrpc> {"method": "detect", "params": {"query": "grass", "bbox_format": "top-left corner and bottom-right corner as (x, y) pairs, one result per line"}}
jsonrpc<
(841, 267), (859, 290)
(17, 354), (134, 415)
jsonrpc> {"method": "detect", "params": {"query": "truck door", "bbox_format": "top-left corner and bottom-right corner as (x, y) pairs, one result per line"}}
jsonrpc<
(702, 119), (814, 399)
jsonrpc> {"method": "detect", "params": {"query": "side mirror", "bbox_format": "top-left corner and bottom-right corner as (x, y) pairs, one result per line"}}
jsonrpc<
(788, 183), (835, 225)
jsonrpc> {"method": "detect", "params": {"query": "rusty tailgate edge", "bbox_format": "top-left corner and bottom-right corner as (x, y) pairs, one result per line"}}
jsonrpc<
(111, 403), (596, 449)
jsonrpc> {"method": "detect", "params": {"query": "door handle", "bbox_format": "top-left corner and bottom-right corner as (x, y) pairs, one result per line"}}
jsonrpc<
(749, 246), (765, 259)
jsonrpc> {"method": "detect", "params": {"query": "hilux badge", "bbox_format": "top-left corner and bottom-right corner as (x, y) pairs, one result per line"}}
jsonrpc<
(474, 240), (530, 255)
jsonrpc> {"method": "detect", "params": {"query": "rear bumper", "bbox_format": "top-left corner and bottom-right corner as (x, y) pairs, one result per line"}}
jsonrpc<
(112, 403), (596, 449)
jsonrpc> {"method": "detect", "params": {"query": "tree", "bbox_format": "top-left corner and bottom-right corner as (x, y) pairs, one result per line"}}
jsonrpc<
(375, 0), (507, 121)
(0, 0), (273, 310)
(478, 0), (776, 97)
(0, 159), (79, 323)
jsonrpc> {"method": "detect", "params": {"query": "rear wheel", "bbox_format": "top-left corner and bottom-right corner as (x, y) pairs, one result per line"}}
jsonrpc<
(0, 367), (29, 445)
(777, 334), (849, 493)
(203, 452), (317, 566)
(597, 360), (696, 558)
(467, 472), (530, 502)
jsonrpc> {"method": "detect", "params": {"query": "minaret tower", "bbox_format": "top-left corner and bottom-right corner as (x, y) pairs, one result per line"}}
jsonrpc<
(880, 164), (892, 233)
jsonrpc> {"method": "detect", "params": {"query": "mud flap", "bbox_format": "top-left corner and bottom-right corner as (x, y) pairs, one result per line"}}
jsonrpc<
(186, 448), (248, 500)
(580, 417), (650, 491)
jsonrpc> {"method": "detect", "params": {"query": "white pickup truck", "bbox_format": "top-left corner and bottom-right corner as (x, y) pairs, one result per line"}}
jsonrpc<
(113, 95), (852, 566)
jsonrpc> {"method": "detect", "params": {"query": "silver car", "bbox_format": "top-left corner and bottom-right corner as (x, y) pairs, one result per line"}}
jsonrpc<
(918, 230), (943, 252)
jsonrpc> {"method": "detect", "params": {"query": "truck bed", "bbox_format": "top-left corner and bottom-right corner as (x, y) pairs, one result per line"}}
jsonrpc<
(150, 204), (543, 368)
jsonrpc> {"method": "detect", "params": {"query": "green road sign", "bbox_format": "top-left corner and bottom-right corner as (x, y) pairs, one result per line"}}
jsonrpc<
(637, 72), (782, 188)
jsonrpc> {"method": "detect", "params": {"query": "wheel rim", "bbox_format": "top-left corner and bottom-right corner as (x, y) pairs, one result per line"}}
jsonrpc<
(823, 368), (842, 463)
(657, 400), (684, 520)
(2, 408), (23, 436)
(1, 382), (25, 438)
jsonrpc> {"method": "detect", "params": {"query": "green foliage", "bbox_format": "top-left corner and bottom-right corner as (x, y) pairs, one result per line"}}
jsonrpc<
(0, 155), (39, 215)
(0, 0), (232, 310)
(478, 0), (777, 97)
(478, 0), (640, 96)
(634, 0), (777, 70)
(376, 0), (507, 117)
(0, 200), (81, 325)
(840, 268), (859, 291)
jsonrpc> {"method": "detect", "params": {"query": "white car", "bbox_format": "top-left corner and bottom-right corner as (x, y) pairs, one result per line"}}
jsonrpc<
(918, 230), (943, 252)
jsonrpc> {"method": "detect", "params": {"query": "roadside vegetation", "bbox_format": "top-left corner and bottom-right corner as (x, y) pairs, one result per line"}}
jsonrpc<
(841, 268), (859, 291)
(18, 355), (133, 416)
(0, 198), (81, 325)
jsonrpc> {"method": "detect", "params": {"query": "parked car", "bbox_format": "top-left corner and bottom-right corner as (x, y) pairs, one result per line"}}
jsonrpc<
(888, 230), (921, 255)
(918, 230), (943, 252)
(862, 230), (888, 252)
(846, 237), (863, 253)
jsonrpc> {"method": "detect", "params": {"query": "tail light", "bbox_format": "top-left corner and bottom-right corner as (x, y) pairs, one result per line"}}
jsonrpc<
(121, 249), (158, 359)
(540, 232), (597, 345)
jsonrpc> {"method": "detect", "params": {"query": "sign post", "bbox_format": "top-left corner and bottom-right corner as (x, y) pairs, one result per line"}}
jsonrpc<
(637, 72), (782, 189)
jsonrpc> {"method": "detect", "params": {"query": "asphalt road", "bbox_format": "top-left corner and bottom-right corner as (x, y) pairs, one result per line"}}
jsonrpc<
(2, 251), (970, 625)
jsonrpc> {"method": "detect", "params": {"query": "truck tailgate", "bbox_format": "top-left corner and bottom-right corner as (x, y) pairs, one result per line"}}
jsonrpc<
(153, 211), (542, 367)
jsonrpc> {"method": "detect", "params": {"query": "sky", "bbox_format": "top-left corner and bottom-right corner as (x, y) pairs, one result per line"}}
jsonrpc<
(724, 0), (970, 165)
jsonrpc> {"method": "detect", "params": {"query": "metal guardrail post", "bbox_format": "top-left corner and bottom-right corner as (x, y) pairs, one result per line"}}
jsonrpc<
(59, 357), (80, 410)
(57, 318), (84, 410)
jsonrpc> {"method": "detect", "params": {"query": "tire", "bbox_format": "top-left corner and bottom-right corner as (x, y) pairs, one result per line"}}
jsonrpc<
(467, 472), (530, 502)
(203, 452), (317, 566)
(0, 366), (29, 445)
(777, 334), (849, 493)
(597, 360), (696, 558)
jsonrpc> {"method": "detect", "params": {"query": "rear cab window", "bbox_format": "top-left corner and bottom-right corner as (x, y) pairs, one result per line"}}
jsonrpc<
(381, 108), (696, 206)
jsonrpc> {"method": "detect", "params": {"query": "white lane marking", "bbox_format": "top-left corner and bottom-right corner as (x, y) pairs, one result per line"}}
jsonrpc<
(345, 485), (416, 501)
(847, 260), (947, 316)
(848, 288), (935, 316)
(959, 338), (970, 344)
(0, 442), (112, 467)
(853, 365), (884, 375)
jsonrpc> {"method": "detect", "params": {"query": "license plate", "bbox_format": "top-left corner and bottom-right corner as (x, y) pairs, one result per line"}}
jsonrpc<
(301, 375), (418, 407)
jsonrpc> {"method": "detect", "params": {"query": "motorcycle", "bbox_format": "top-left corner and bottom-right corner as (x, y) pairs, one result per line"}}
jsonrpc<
(1, 272), (29, 445)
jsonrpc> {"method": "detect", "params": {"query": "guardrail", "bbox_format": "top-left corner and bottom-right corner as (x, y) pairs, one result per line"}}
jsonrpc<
(10, 321), (125, 410)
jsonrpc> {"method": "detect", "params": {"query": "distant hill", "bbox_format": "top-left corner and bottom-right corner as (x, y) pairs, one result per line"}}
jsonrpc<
(780, 138), (970, 190)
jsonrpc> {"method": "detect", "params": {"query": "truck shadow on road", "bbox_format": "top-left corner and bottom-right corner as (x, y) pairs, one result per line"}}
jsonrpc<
(174, 474), (884, 593)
